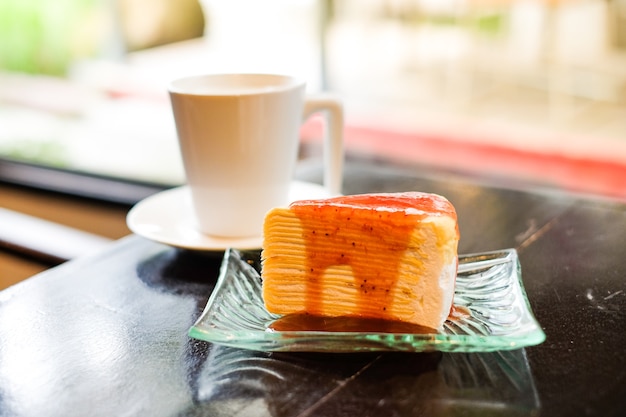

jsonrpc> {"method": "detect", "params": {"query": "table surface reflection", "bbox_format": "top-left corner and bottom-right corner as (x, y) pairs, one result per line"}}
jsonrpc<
(0, 159), (624, 417)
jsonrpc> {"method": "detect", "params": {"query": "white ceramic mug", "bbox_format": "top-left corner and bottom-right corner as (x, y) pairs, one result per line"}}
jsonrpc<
(169, 73), (343, 238)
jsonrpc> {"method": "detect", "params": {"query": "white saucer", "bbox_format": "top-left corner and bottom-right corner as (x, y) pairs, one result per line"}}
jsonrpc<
(127, 181), (331, 251)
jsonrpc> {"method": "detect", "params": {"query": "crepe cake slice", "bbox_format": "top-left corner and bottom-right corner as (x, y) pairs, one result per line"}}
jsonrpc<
(261, 192), (460, 331)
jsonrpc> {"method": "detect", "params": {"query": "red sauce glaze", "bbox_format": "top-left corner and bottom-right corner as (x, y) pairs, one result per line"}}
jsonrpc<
(291, 192), (457, 219)
(290, 192), (458, 318)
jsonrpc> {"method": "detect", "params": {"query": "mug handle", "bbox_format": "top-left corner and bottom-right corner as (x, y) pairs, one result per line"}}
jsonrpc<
(303, 95), (344, 196)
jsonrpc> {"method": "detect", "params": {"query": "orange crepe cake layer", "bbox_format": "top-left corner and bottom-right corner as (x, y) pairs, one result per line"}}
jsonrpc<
(261, 192), (460, 331)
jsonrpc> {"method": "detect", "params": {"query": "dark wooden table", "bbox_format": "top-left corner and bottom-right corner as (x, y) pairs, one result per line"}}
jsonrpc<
(0, 158), (624, 417)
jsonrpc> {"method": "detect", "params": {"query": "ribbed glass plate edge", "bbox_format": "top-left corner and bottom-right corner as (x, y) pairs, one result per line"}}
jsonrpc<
(189, 248), (546, 352)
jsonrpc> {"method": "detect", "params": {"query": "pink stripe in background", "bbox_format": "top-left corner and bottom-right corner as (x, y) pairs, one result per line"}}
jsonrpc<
(301, 120), (626, 201)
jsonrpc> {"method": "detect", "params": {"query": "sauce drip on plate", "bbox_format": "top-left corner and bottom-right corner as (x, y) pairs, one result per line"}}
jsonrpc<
(268, 314), (435, 334)
(268, 306), (470, 333)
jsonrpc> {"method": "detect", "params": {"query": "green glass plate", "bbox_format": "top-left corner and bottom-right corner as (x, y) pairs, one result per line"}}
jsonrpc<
(189, 248), (545, 352)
